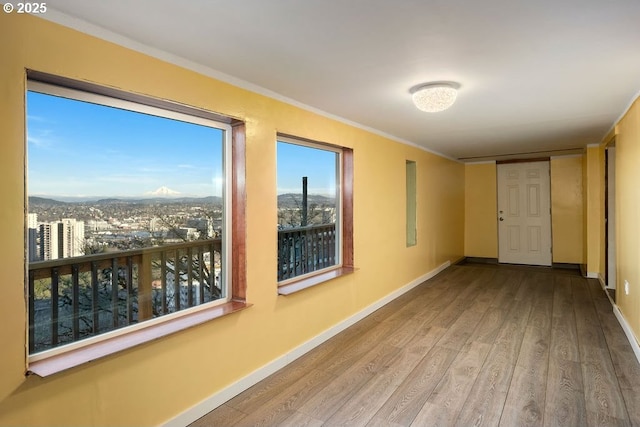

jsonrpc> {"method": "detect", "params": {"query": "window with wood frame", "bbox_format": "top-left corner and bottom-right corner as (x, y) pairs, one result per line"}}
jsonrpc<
(276, 135), (354, 294)
(25, 72), (247, 375)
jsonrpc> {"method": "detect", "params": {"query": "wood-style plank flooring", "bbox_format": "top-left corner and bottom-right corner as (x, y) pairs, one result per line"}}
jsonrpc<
(190, 263), (640, 426)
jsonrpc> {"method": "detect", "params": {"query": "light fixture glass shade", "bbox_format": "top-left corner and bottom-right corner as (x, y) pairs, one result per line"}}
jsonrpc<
(411, 83), (458, 112)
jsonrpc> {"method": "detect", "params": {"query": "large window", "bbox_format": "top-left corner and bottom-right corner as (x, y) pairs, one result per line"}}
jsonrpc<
(26, 77), (233, 360)
(276, 135), (354, 291)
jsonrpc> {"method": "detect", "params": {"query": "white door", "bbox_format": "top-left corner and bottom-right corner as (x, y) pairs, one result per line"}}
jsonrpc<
(497, 161), (552, 266)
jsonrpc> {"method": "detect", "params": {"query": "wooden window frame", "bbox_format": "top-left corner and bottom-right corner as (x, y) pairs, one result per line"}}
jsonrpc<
(25, 71), (249, 377)
(276, 135), (354, 295)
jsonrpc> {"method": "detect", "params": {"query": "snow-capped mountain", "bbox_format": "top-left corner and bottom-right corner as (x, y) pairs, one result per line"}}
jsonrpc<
(145, 186), (181, 197)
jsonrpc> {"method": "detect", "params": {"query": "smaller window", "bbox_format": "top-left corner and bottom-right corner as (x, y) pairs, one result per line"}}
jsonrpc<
(406, 160), (417, 246)
(276, 135), (353, 290)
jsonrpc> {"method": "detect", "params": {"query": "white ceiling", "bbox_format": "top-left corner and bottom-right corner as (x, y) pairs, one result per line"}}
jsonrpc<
(41, 0), (640, 161)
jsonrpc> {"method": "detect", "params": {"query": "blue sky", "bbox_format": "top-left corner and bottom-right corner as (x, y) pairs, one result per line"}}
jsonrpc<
(27, 91), (223, 199)
(27, 90), (337, 199)
(276, 142), (337, 196)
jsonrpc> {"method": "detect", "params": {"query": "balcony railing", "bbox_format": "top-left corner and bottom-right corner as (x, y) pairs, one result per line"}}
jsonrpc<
(28, 239), (222, 354)
(29, 224), (335, 353)
(277, 223), (337, 281)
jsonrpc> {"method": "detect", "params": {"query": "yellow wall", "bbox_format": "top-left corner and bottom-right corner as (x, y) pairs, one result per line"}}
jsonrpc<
(582, 146), (604, 275)
(614, 97), (640, 343)
(464, 163), (497, 258)
(0, 13), (464, 426)
(550, 156), (585, 264)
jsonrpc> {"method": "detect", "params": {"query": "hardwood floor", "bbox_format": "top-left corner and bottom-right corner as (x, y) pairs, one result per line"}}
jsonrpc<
(190, 263), (640, 426)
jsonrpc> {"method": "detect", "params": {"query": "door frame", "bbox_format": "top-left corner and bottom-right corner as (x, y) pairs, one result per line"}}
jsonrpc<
(496, 158), (552, 266)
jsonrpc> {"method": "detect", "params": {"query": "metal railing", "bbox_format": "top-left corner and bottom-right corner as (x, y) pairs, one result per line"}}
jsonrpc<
(28, 239), (222, 354)
(277, 223), (337, 281)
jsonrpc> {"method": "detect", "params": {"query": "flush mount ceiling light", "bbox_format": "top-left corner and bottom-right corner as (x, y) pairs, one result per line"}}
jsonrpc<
(410, 82), (460, 113)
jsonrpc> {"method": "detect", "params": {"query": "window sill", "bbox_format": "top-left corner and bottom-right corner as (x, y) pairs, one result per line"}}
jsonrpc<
(27, 300), (251, 377)
(278, 267), (356, 295)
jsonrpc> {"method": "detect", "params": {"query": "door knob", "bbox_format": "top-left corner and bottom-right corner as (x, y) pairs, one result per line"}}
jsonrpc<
(499, 217), (504, 221)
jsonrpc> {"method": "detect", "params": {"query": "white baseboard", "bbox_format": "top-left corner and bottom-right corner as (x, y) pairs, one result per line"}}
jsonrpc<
(597, 273), (607, 289)
(586, 271), (599, 279)
(592, 275), (640, 366)
(164, 260), (452, 427)
(613, 305), (640, 366)
(595, 272), (616, 291)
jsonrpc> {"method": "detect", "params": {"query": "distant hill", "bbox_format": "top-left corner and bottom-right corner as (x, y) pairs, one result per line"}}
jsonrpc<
(93, 196), (222, 205)
(28, 196), (69, 206)
(277, 193), (335, 208)
(28, 195), (222, 206)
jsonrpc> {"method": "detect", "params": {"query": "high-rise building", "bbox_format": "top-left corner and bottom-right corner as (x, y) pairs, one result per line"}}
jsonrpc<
(27, 213), (39, 262)
(39, 218), (85, 260)
(39, 222), (58, 261)
(61, 218), (85, 258)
